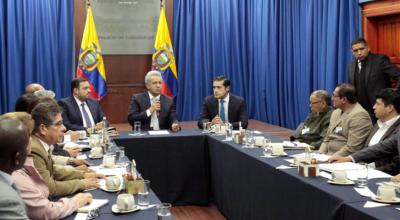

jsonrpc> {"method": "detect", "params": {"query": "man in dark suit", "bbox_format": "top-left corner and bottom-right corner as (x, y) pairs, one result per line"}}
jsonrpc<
(0, 118), (29, 219)
(59, 78), (105, 131)
(198, 75), (248, 130)
(348, 38), (400, 122)
(127, 71), (180, 131)
(329, 88), (400, 175)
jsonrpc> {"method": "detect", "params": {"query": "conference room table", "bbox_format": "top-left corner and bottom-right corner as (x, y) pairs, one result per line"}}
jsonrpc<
(64, 152), (167, 220)
(113, 129), (400, 220)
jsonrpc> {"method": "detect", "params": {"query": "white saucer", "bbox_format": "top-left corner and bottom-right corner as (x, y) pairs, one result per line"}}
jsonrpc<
(99, 185), (122, 193)
(327, 179), (354, 185)
(271, 152), (288, 157)
(111, 204), (139, 214)
(88, 154), (103, 159)
(371, 196), (400, 204)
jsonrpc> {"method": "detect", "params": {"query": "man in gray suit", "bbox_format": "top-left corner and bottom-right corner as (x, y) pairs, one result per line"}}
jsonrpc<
(319, 83), (372, 156)
(0, 118), (30, 219)
(329, 88), (400, 175)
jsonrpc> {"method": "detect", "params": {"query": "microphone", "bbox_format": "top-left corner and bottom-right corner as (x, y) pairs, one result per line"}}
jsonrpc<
(153, 97), (160, 117)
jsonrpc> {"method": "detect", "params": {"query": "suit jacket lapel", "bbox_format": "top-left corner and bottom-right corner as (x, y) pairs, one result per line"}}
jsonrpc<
(364, 55), (372, 87)
(228, 95), (234, 122)
(349, 61), (356, 83)
(382, 118), (400, 140)
(212, 97), (219, 117)
(71, 96), (84, 124)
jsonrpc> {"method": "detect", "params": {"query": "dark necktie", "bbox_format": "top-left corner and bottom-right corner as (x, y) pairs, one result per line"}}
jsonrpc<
(23, 165), (42, 181)
(220, 99), (226, 122)
(81, 102), (92, 128)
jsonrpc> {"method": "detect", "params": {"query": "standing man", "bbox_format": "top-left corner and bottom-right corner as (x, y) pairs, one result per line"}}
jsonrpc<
(348, 38), (400, 121)
(0, 118), (29, 219)
(59, 78), (105, 131)
(127, 70), (180, 131)
(319, 83), (372, 156)
(291, 90), (333, 150)
(198, 75), (248, 130)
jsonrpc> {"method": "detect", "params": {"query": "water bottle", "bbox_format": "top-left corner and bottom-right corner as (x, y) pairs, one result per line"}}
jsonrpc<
(102, 117), (109, 145)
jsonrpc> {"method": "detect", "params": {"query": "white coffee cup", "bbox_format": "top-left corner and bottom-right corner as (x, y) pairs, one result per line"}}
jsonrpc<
(331, 170), (347, 183)
(116, 194), (135, 211)
(78, 130), (87, 139)
(377, 185), (396, 201)
(102, 154), (115, 168)
(254, 136), (265, 147)
(90, 147), (103, 158)
(272, 145), (284, 155)
(105, 176), (121, 190)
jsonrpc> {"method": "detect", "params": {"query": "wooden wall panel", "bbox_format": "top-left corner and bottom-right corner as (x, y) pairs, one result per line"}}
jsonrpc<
(74, 0), (173, 123)
(361, 0), (400, 68)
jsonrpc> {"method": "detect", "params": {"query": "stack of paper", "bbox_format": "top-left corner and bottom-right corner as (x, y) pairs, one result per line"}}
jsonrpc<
(77, 199), (108, 213)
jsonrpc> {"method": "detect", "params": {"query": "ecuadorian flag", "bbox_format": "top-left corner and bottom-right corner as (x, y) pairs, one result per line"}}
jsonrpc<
(76, 6), (107, 100)
(152, 6), (178, 97)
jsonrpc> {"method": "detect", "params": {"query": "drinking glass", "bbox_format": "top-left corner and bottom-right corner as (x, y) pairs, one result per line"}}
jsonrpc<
(138, 180), (150, 207)
(262, 138), (272, 156)
(355, 163), (368, 188)
(202, 119), (210, 133)
(157, 203), (172, 220)
(224, 123), (233, 141)
(134, 121), (141, 135)
(246, 130), (255, 148)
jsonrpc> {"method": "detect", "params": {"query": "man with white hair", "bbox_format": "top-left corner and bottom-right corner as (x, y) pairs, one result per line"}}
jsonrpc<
(127, 70), (180, 131)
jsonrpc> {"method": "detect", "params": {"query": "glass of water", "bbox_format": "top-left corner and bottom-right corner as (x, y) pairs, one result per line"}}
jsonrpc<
(355, 163), (368, 188)
(138, 179), (150, 207)
(224, 123), (233, 141)
(246, 130), (255, 148)
(157, 203), (172, 220)
(202, 119), (210, 133)
(262, 138), (272, 156)
(134, 121), (141, 135)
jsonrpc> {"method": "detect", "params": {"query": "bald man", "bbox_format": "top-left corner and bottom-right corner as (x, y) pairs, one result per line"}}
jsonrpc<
(0, 118), (30, 219)
(25, 83), (44, 94)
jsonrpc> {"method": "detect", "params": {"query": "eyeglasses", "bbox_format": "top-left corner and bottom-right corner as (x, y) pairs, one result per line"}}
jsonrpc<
(46, 120), (64, 127)
(310, 101), (322, 105)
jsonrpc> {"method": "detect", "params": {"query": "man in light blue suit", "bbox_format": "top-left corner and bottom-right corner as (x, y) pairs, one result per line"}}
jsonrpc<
(0, 118), (29, 219)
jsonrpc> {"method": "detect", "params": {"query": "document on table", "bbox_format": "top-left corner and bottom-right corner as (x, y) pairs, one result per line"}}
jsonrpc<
(90, 166), (126, 176)
(319, 162), (392, 180)
(364, 201), (389, 208)
(291, 152), (330, 162)
(353, 187), (375, 197)
(148, 130), (170, 135)
(77, 199), (108, 213)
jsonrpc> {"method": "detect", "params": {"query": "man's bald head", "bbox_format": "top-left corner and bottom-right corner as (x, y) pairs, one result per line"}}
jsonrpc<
(25, 83), (44, 94)
(0, 118), (30, 173)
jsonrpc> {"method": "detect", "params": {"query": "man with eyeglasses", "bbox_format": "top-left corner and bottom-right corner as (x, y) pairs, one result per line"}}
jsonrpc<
(30, 101), (102, 197)
(348, 38), (400, 122)
(291, 90), (333, 150)
(319, 83), (372, 156)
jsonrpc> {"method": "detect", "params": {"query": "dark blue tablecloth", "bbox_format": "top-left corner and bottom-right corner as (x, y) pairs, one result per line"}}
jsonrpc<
(63, 152), (166, 220)
(112, 129), (400, 220)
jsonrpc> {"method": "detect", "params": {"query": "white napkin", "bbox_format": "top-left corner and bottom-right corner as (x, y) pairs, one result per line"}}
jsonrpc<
(319, 171), (332, 179)
(364, 201), (390, 208)
(74, 213), (88, 220)
(354, 187), (376, 197)
(77, 154), (88, 160)
(276, 165), (295, 169)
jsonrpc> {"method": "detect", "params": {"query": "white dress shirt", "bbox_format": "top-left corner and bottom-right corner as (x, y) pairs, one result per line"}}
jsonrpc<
(368, 115), (400, 146)
(146, 92), (160, 130)
(73, 96), (95, 128)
